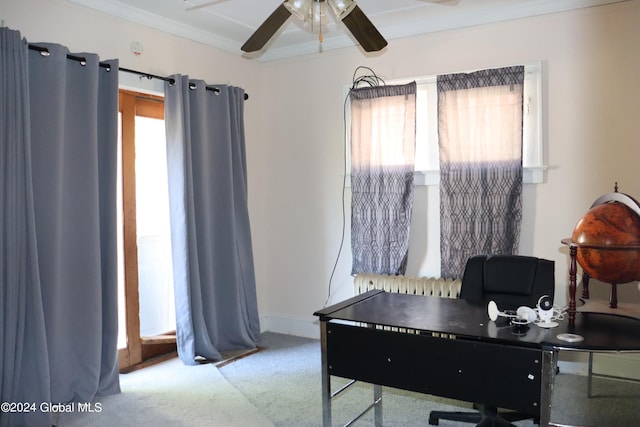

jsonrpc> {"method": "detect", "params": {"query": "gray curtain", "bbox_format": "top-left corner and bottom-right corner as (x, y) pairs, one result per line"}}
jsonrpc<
(350, 82), (417, 276)
(438, 66), (525, 279)
(164, 76), (260, 365)
(0, 28), (120, 427)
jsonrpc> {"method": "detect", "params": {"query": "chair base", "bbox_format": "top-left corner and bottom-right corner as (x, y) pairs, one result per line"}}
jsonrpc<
(428, 405), (538, 427)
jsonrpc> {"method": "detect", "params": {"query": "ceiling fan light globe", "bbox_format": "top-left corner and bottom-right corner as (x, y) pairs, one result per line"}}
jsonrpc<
(308, 1), (329, 24)
(327, 0), (356, 20)
(284, 0), (312, 21)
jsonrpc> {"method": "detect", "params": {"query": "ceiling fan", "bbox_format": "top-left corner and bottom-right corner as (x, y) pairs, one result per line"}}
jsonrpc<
(185, 0), (459, 54)
(241, 0), (386, 53)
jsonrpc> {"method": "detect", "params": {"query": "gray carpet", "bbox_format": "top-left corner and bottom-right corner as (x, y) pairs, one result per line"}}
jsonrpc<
(56, 332), (640, 426)
(220, 332), (476, 426)
(55, 357), (273, 427)
(220, 333), (640, 427)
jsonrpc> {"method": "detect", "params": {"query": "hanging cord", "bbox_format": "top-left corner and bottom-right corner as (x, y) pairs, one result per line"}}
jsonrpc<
(324, 90), (350, 308)
(350, 65), (386, 90)
(324, 66), (385, 307)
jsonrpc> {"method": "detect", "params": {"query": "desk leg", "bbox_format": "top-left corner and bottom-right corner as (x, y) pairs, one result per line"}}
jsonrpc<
(540, 349), (557, 427)
(320, 321), (332, 427)
(587, 352), (594, 399)
(374, 384), (382, 427)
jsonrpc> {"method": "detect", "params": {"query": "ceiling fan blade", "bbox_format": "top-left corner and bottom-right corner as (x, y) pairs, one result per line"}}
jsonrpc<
(241, 3), (292, 52)
(185, 0), (230, 12)
(341, 5), (387, 52)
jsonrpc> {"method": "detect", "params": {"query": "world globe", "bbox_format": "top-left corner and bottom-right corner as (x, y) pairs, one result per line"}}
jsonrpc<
(571, 192), (640, 285)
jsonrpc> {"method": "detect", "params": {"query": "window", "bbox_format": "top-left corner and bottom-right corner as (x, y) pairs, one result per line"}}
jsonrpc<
(344, 64), (544, 278)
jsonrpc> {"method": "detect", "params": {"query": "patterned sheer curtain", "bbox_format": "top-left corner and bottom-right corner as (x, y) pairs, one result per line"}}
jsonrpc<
(350, 82), (417, 275)
(438, 66), (525, 279)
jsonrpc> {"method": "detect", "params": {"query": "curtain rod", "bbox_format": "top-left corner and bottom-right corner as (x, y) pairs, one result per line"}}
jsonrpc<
(27, 44), (249, 100)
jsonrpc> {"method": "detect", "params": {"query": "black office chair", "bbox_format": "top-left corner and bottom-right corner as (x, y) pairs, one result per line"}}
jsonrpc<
(428, 254), (555, 427)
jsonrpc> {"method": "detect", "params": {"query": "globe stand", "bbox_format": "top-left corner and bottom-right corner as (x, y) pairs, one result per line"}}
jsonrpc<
(564, 241), (579, 322)
(562, 238), (640, 321)
(611, 282), (618, 308)
(581, 271), (590, 300)
(582, 272), (619, 308)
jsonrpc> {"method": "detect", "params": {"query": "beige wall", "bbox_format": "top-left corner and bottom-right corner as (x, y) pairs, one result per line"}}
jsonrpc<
(255, 0), (640, 335)
(255, 1), (640, 336)
(4, 0), (640, 337)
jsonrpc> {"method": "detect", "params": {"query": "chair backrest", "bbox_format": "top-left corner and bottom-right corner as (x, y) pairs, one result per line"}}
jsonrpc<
(459, 254), (555, 310)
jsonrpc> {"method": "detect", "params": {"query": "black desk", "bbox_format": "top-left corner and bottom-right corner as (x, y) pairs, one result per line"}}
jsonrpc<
(314, 290), (640, 427)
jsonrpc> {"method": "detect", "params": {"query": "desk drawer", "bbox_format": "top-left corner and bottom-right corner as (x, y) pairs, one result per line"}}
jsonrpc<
(326, 323), (541, 416)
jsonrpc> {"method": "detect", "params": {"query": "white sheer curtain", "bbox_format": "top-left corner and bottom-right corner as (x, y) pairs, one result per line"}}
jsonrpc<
(438, 66), (525, 279)
(1, 28), (120, 427)
(350, 82), (417, 275)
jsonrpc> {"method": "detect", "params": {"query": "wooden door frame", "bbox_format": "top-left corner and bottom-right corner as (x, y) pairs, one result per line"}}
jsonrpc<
(118, 90), (176, 371)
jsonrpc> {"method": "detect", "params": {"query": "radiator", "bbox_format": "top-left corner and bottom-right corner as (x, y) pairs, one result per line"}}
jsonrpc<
(354, 273), (462, 299)
(354, 273), (461, 335)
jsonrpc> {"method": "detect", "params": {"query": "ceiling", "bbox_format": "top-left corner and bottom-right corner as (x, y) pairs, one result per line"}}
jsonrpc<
(67, 0), (626, 61)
